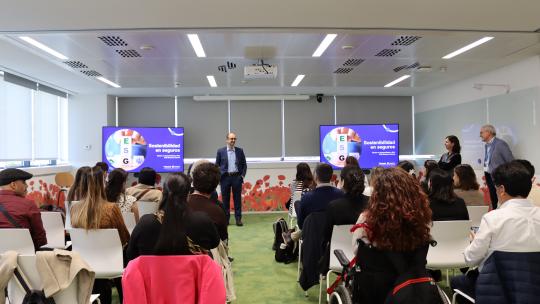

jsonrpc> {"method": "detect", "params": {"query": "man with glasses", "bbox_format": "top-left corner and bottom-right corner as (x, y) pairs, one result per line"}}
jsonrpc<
(0, 168), (47, 250)
(216, 132), (247, 226)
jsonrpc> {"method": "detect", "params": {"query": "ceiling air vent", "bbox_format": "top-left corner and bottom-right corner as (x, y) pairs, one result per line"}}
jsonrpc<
(393, 62), (420, 73)
(115, 49), (141, 58)
(334, 67), (354, 74)
(80, 70), (102, 77)
(98, 36), (128, 46)
(64, 61), (88, 69)
(375, 49), (401, 57)
(342, 58), (364, 66)
(391, 36), (421, 46)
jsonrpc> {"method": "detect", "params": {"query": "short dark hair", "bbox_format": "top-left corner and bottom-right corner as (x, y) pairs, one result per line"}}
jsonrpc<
(423, 160), (439, 180)
(428, 168), (457, 202)
(446, 135), (461, 154)
(454, 164), (480, 191)
(340, 166), (365, 197)
(95, 162), (109, 172)
(106, 168), (128, 202)
(492, 162), (532, 197)
(512, 159), (535, 179)
(192, 163), (221, 194)
(397, 161), (415, 177)
(315, 163), (333, 183)
(138, 167), (157, 186)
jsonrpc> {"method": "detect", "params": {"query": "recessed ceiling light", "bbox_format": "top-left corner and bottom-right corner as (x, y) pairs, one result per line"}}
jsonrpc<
(312, 34), (337, 57)
(96, 76), (121, 88)
(139, 45), (154, 51)
(19, 36), (69, 60)
(291, 75), (305, 87)
(342, 45), (354, 50)
(187, 34), (206, 57)
(240, 80), (248, 84)
(384, 75), (411, 88)
(207, 75), (217, 87)
(442, 37), (494, 59)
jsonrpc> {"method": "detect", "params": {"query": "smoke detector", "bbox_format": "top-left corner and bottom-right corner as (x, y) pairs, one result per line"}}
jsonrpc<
(416, 66), (433, 72)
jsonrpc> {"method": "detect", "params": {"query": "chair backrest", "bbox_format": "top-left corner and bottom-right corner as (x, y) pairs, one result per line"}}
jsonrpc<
(122, 212), (137, 234)
(467, 206), (489, 228)
(69, 228), (123, 279)
(6, 254), (79, 304)
(427, 220), (471, 269)
(137, 200), (158, 217)
(64, 200), (79, 230)
(55, 172), (75, 188)
(329, 225), (354, 271)
(41, 212), (65, 249)
(0, 229), (34, 255)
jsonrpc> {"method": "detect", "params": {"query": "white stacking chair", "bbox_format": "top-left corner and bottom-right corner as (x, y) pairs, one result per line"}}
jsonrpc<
(0, 229), (34, 255)
(122, 212), (137, 234)
(6, 254), (100, 304)
(137, 200), (158, 217)
(64, 200), (79, 230)
(69, 228), (124, 279)
(466, 206), (489, 228)
(321, 225), (354, 303)
(427, 220), (472, 283)
(40, 212), (67, 249)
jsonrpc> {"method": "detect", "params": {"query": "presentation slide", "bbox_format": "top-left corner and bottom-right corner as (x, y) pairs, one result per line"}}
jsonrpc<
(320, 124), (399, 169)
(102, 127), (184, 173)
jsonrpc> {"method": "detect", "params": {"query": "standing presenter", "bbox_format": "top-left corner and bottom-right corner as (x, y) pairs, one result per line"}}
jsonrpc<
(216, 132), (247, 226)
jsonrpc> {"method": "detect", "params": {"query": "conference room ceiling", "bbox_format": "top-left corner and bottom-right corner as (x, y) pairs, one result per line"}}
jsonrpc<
(0, 29), (539, 97)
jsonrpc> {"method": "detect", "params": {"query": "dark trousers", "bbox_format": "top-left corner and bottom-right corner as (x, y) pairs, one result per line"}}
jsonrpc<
(450, 269), (479, 304)
(485, 172), (498, 209)
(221, 174), (243, 221)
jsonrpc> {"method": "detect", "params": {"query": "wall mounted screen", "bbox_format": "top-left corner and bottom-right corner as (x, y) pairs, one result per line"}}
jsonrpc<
(102, 127), (184, 172)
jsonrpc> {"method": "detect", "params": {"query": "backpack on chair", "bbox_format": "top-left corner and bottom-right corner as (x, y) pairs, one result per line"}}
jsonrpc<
(13, 268), (56, 304)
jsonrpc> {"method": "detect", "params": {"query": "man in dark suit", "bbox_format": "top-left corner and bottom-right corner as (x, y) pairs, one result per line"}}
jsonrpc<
(480, 124), (514, 209)
(216, 132), (247, 226)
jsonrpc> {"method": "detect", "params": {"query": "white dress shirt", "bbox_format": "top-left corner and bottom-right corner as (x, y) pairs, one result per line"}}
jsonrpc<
(464, 198), (540, 269)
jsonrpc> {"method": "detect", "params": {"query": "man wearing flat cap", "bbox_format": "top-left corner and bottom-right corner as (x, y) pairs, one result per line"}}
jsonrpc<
(0, 168), (47, 250)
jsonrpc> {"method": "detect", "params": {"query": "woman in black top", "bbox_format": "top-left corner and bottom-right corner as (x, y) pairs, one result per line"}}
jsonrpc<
(428, 168), (469, 221)
(438, 135), (462, 172)
(126, 172), (219, 261)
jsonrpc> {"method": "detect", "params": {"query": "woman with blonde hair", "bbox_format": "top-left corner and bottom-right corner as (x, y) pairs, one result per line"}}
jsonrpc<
(66, 166), (91, 202)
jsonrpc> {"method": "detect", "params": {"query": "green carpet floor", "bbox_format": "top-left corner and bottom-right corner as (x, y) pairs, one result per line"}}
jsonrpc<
(228, 212), (321, 304)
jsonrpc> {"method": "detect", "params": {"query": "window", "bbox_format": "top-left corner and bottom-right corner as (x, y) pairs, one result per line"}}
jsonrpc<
(0, 74), (68, 168)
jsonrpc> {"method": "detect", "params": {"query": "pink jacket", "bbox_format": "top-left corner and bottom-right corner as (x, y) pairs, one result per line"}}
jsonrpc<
(122, 255), (226, 304)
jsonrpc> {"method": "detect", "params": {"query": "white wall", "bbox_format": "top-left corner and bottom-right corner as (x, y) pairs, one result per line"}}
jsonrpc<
(415, 55), (540, 113)
(68, 94), (109, 168)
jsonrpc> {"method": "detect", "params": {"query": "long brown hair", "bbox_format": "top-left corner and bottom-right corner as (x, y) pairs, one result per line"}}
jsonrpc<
(454, 164), (480, 191)
(66, 166), (91, 202)
(364, 168), (432, 251)
(71, 166), (108, 229)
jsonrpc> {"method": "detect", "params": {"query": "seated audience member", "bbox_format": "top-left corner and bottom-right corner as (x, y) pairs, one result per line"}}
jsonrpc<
(106, 168), (140, 220)
(126, 173), (219, 260)
(363, 166), (384, 196)
(428, 168), (469, 221)
(345, 155), (360, 168)
(513, 159), (540, 207)
(420, 160), (439, 194)
(187, 162), (228, 241)
(66, 166), (91, 202)
(125, 167), (162, 203)
(0, 168), (47, 250)
(352, 168), (432, 303)
(453, 164), (485, 206)
(288, 162), (315, 210)
(70, 166), (129, 304)
(323, 166), (368, 264)
(296, 163), (343, 230)
(450, 161), (540, 303)
(397, 160), (416, 178)
(95, 161), (109, 178)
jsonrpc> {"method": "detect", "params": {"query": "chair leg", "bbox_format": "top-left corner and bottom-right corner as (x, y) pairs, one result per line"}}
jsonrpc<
(446, 269), (450, 286)
(297, 240), (302, 282)
(319, 275), (323, 304)
(326, 269), (333, 302)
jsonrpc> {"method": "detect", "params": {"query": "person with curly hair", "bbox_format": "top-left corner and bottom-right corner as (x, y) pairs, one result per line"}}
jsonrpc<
(351, 167), (433, 303)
